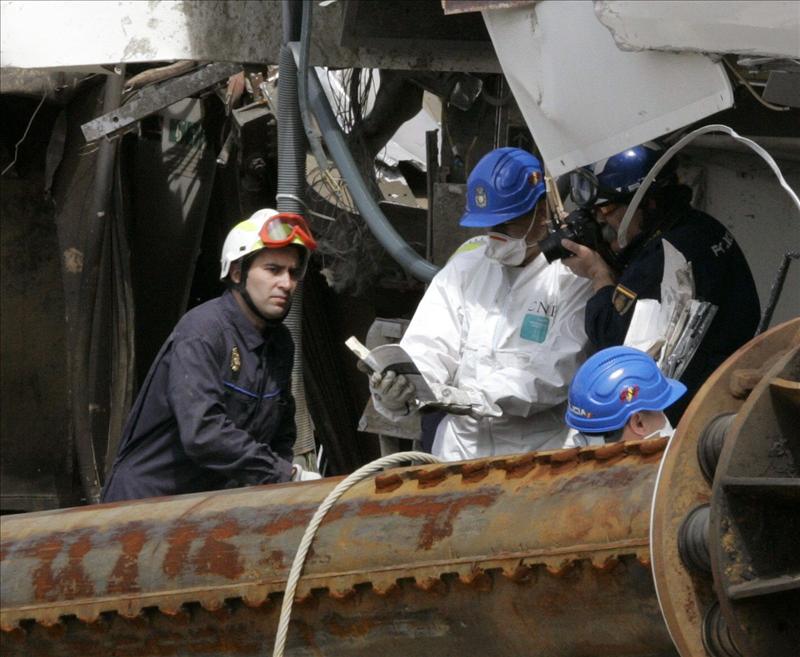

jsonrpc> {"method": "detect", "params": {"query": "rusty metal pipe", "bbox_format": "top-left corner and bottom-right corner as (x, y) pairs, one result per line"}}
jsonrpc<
(1, 441), (675, 657)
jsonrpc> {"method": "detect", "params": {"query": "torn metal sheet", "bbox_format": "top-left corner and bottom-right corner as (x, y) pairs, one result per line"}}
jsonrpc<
(595, 1), (800, 59)
(441, 0), (537, 16)
(482, 1), (733, 175)
(81, 62), (241, 142)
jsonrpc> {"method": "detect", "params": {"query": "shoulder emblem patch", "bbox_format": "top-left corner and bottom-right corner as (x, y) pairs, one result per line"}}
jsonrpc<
(474, 185), (488, 208)
(620, 385), (640, 403)
(230, 346), (241, 375)
(612, 284), (637, 316)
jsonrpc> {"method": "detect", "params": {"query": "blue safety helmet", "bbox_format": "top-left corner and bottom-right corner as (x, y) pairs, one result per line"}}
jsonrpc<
(460, 147), (546, 227)
(565, 346), (686, 434)
(570, 142), (664, 207)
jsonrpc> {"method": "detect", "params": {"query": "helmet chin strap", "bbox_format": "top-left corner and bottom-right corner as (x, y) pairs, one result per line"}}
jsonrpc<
(522, 213), (537, 246)
(520, 212), (544, 263)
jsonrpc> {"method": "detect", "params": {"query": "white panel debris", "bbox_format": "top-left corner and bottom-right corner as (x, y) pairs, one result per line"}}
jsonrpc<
(595, 1), (800, 59)
(482, 0), (733, 175)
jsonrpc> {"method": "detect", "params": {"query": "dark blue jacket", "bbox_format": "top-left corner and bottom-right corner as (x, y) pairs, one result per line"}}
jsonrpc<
(102, 291), (296, 502)
(586, 208), (760, 422)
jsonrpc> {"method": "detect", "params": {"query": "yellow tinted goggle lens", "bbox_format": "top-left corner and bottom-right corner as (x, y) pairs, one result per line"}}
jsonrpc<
(263, 220), (293, 241)
(259, 213), (317, 250)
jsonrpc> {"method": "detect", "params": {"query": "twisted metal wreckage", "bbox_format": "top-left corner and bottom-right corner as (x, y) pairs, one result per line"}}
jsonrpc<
(1, 319), (798, 656)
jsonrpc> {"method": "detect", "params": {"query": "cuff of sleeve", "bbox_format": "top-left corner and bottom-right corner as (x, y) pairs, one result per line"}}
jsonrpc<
(373, 396), (418, 421)
(276, 458), (294, 483)
(468, 389), (503, 418)
(257, 457), (293, 485)
(591, 284), (615, 300)
(587, 284), (615, 313)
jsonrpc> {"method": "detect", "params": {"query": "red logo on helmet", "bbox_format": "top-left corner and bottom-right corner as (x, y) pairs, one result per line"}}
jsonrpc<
(620, 385), (639, 403)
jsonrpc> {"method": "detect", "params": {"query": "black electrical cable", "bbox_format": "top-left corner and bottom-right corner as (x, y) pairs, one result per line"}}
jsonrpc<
(306, 68), (439, 283)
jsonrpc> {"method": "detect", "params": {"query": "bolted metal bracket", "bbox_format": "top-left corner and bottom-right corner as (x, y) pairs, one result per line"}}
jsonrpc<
(709, 340), (800, 657)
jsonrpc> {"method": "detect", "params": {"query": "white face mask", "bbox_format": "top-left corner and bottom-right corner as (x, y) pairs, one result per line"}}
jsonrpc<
(485, 216), (536, 267)
(484, 232), (529, 266)
(643, 415), (675, 440)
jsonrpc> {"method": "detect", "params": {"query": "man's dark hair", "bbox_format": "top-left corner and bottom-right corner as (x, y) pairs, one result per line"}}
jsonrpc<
(638, 158), (692, 234)
(640, 181), (693, 235)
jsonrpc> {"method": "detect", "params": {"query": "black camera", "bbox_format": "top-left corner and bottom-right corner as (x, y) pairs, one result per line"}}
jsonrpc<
(538, 167), (621, 265)
(538, 207), (604, 263)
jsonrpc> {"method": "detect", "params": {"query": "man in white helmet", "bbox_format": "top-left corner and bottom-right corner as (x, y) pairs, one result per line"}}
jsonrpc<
(102, 209), (320, 502)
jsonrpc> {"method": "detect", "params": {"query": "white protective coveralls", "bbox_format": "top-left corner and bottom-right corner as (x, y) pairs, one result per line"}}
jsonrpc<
(375, 236), (593, 461)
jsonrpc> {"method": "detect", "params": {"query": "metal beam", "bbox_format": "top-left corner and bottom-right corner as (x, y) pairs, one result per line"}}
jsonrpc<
(1, 442), (672, 655)
(81, 62), (241, 142)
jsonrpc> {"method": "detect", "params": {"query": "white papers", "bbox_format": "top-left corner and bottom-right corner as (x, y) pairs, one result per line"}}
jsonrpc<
(624, 299), (664, 354)
(624, 239), (694, 355)
(660, 240), (695, 331)
(623, 239), (717, 378)
(660, 300), (718, 379)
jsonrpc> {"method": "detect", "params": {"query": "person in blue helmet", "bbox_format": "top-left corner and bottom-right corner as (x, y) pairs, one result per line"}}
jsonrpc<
(564, 346), (686, 447)
(560, 142), (759, 424)
(368, 147), (593, 460)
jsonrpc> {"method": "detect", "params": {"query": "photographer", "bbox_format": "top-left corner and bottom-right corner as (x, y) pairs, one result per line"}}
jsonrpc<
(558, 143), (760, 422)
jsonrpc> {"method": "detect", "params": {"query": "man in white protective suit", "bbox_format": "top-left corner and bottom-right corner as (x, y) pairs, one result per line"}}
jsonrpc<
(368, 147), (593, 461)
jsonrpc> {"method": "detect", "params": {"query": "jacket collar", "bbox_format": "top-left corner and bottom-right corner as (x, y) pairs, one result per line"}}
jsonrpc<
(221, 289), (270, 352)
(619, 207), (689, 266)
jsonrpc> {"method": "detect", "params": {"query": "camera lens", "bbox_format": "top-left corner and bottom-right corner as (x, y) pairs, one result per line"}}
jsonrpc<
(569, 169), (598, 207)
(538, 227), (575, 263)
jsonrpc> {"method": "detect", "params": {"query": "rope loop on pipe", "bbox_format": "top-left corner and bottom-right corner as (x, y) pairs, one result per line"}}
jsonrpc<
(272, 451), (441, 657)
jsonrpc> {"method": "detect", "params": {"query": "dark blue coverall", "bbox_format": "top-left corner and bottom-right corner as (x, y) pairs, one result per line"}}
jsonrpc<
(585, 208), (760, 423)
(102, 290), (296, 502)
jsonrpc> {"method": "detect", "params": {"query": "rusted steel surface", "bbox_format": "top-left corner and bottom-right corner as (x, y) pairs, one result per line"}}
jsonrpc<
(650, 317), (800, 657)
(709, 339), (800, 656)
(1, 441), (676, 656)
(4, 558), (673, 657)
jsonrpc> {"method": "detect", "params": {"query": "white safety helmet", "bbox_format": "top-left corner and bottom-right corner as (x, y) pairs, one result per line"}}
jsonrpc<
(220, 208), (317, 281)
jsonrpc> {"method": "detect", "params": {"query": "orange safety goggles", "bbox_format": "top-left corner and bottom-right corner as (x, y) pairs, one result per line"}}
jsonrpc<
(258, 213), (318, 251)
